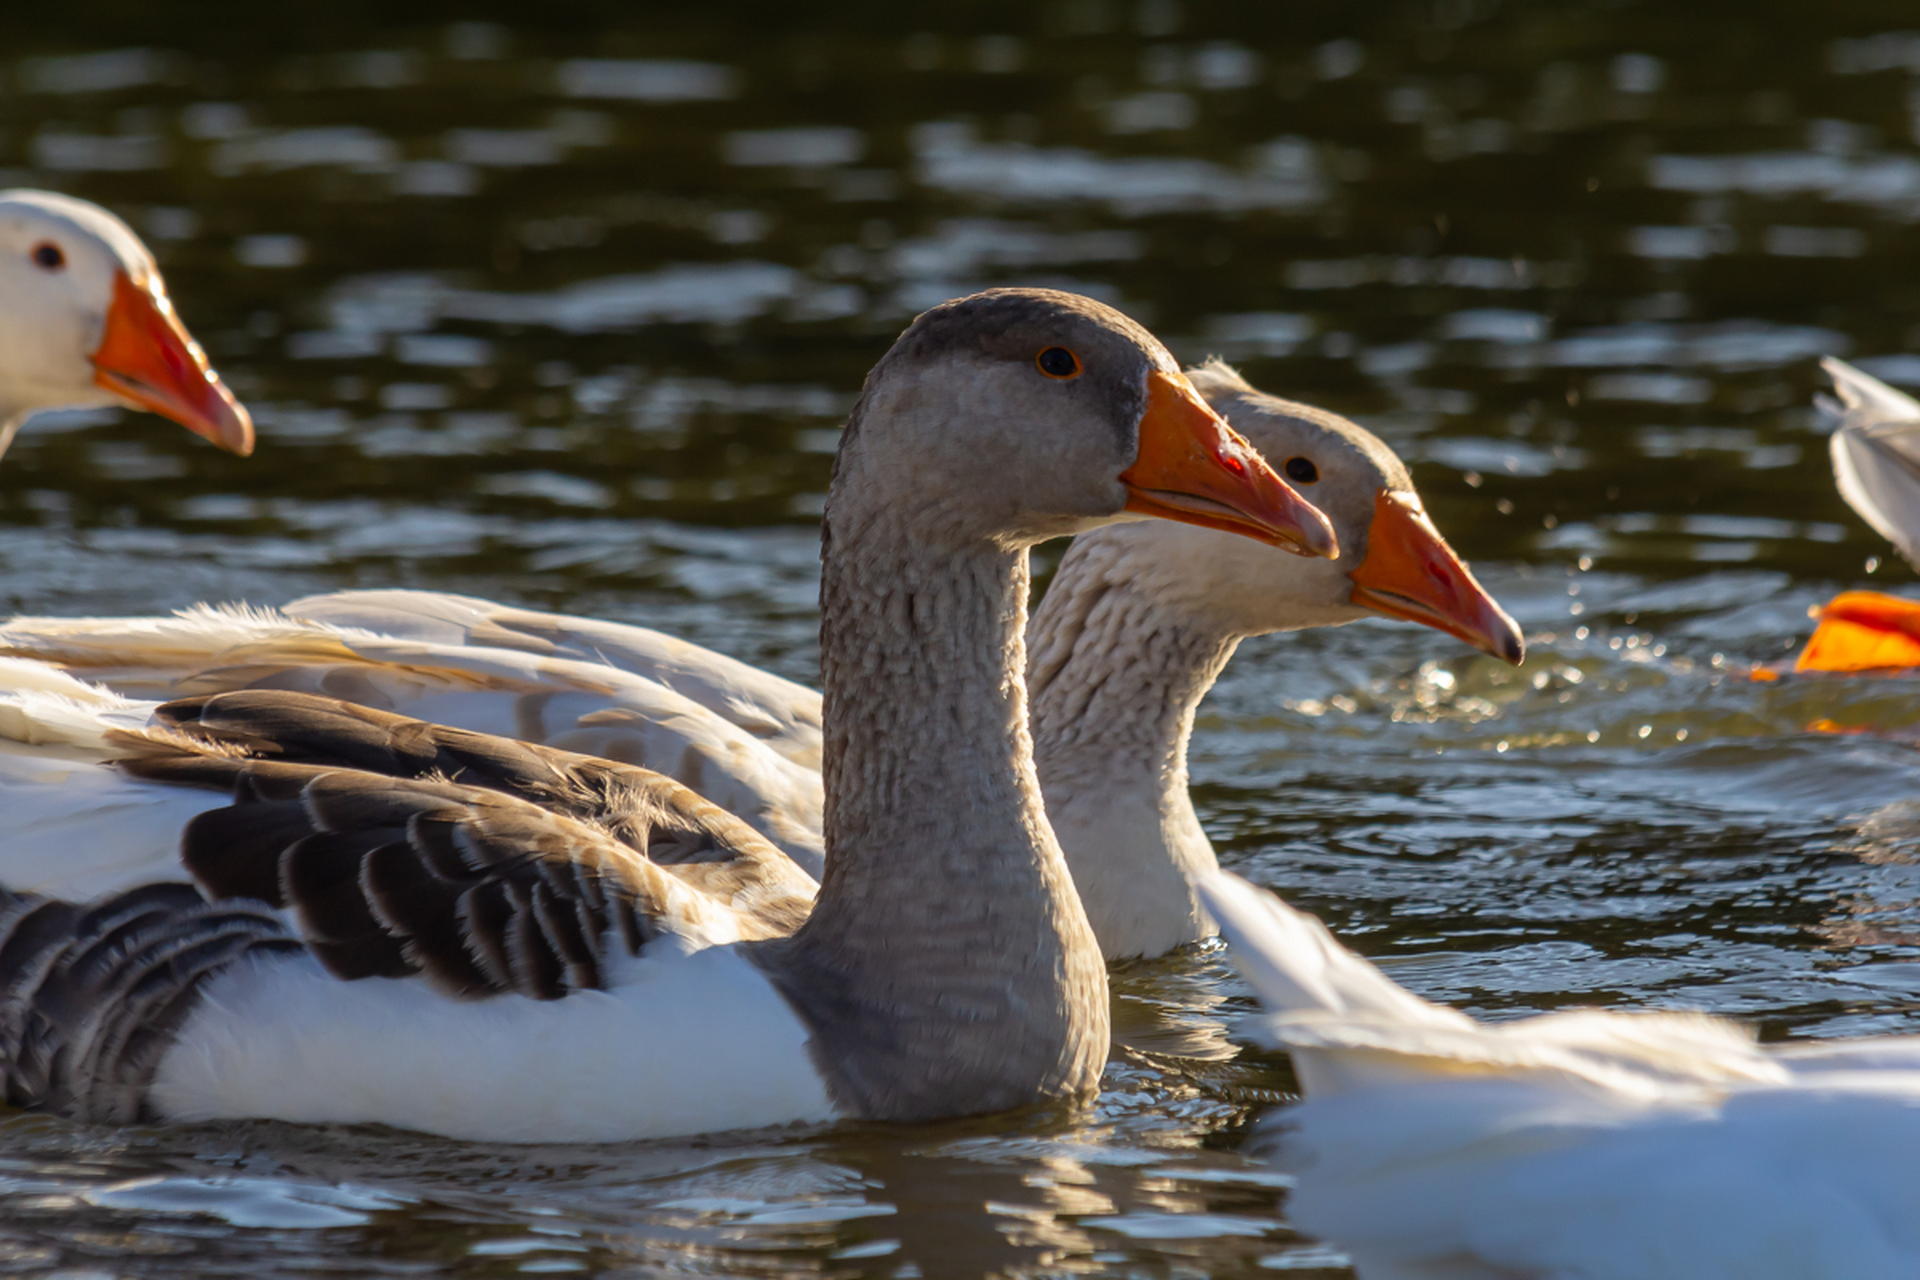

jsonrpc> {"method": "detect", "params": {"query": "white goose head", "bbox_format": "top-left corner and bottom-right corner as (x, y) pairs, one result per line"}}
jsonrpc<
(0, 189), (252, 459)
(1074, 358), (1522, 662)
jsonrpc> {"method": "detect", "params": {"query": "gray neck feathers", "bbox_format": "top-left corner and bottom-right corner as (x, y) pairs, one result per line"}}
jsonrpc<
(1029, 537), (1241, 807)
(1025, 535), (1240, 955)
(758, 455), (1109, 1121)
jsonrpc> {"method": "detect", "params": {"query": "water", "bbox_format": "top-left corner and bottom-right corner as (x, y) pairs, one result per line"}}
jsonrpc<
(5, 2), (1920, 1273)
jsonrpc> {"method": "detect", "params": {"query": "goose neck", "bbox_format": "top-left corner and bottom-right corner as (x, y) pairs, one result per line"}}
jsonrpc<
(762, 489), (1108, 1120)
(1028, 536), (1241, 819)
(1024, 536), (1242, 957)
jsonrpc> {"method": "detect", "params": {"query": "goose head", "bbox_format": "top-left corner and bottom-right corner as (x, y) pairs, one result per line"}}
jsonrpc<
(0, 189), (252, 458)
(835, 290), (1337, 555)
(1078, 359), (1523, 662)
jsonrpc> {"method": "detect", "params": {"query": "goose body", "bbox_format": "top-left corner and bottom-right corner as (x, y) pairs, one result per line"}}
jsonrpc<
(1196, 870), (1920, 1280)
(0, 365), (1517, 956)
(0, 288), (1336, 1141)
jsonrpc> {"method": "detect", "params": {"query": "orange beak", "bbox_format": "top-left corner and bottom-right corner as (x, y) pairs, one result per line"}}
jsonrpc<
(1350, 490), (1524, 664)
(1792, 591), (1920, 673)
(1120, 370), (1337, 559)
(91, 271), (253, 456)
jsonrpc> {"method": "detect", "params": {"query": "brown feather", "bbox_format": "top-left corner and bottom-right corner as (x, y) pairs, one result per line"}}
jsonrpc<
(180, 802), (310, 905)
(0, 883), (297, 1122)
(103, 689), (815, 1003)
(359, 842), (490, 997)
(455, 881), (516, 989)
(281, 832), (412, 979)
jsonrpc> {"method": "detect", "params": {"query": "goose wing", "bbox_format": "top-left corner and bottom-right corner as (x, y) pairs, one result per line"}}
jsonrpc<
(0, 607), (826, 874)
(1, 591), (823, 768)
(1823, 357), (1920, 570)
(285, 590), (823, 767)
(116, 689), (818, 964)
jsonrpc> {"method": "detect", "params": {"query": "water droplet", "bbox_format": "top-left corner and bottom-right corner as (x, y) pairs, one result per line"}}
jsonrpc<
(1637, 724), (1651, 738)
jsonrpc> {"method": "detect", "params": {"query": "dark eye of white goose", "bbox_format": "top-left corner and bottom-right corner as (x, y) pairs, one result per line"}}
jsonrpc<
(1284, 456), (1319, 484)
(31, 242), (65, 271)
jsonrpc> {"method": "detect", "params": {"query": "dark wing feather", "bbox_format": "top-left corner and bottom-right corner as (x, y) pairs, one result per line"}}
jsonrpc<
(360, 840), (494, 996)
(0, 883), (298, 1123)
(138, 690), (814, 924)
(111, 690), (817, 999)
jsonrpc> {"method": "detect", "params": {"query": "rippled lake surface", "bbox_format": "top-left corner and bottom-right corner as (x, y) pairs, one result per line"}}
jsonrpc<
(8, 2), (1920, 1274)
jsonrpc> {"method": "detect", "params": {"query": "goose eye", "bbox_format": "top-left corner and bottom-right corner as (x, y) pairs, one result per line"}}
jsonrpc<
(1035, 347), (1082, 379)
(31, 242), (65, 271)
(1284, 456), (1319, 484)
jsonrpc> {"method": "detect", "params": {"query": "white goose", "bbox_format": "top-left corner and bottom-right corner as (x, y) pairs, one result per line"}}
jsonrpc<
(0, 188), (250, 882)
(0, 288), (1337, 1142)
(0, 189), (252, 460)
(0, 363), (1517, 958)
(1197, 869), (1920, 1280)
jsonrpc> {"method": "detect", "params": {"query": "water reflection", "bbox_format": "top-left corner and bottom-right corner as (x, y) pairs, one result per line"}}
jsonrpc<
(8, 1), (1920, 1275)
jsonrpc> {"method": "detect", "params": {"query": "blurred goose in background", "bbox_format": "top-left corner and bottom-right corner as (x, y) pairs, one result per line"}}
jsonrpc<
(0, 362), (1517, 958)
(1197, 868), (1920, 1280)
(0, 189), (252, 460)
(1780, 358), (1920, 674)
(1, 364), (1518, 953)
(0, 289), (1337, 1141)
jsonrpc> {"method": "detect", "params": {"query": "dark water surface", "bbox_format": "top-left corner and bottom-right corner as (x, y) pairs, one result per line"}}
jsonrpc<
(6, 2), (1920, 1274)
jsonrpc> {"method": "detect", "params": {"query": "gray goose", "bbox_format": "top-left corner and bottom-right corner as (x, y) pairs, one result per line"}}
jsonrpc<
(0, 288), (1334, 1141)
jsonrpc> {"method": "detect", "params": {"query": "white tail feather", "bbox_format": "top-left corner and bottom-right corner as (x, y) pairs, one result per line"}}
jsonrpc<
(1822, 356), (1920, 422)
(1192, 871), (1465, 1030)
(1194, 871), (1786, 1102)
(0, 602), (347, 693)
(0, 657), (151, 754)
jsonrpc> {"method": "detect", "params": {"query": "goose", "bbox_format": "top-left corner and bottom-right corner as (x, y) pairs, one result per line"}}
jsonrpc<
(1029, 360), (1519, 956)
(1778, 358), (1920, 674)
(0, 189), (252, 460)
(1196, 868), (1920, 1280)
(0, 363), (1518, 958)
(0, 287), (1337, 1142)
